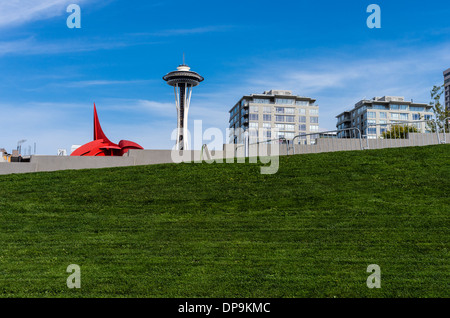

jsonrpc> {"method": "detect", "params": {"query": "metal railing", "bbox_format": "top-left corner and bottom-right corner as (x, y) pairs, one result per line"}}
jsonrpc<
(437, 117), (449, 144)
(249, 137), (289, 156)
(229, 119), (449, 159)
(200, 144), (211, 161)
(364, 119), (444, 149)
(235, 136), (288, 157)
(291, 128), (363, 154)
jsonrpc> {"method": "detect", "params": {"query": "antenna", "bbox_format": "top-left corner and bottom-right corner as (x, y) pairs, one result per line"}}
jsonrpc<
(17, 139), (27, 154)
(183, 52), (185, 65)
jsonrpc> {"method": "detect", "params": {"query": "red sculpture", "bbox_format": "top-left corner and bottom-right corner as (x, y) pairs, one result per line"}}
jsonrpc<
(71, 104), (143, 156)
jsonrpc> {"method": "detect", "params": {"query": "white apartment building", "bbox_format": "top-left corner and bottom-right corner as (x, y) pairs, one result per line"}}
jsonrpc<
(228, 90), (319, 144)
(444, 68), (450, 112)
(336, 96), (433, 139)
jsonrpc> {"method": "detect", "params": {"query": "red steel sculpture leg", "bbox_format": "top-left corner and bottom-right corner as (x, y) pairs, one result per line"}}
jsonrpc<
(71, 104), (143, 156)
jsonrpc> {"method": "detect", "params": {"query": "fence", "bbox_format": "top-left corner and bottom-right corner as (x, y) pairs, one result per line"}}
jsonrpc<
(235, 136), (289, 157)
(237, 119), (449, 157)
(364, 119), (448, 150)
(291, 128), (363, 154)
(437, 117), (450, 144)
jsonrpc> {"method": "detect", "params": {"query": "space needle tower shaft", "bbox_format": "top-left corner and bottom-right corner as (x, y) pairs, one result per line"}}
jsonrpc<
(163, 57), (204, 150)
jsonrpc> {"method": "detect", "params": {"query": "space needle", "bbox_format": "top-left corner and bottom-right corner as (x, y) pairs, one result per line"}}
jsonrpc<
(163, 56), (204, 150)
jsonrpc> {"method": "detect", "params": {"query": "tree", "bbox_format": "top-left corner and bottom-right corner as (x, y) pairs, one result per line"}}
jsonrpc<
(427, 85), (449, 132)
(381, 124), (418, 139)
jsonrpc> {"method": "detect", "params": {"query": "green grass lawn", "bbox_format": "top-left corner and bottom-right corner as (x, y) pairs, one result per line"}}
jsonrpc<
(0, 145), (449, 298)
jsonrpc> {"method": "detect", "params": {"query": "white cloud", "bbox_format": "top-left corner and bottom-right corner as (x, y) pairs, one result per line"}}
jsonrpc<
(57, 80), (153, 88)
(0, 95), (235, 155)
(130, 25), (234, 37)
(0, 0), (91, 29)
(0, 36), (134, 56)
(233, 42), (450, 130)
(2, 39), (450, 154)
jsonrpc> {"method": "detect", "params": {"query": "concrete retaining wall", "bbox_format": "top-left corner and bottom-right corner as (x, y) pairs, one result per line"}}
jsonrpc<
(1, 133), (448, 175)
(0, 162), (37, 175)
(0, 149), (232, 175)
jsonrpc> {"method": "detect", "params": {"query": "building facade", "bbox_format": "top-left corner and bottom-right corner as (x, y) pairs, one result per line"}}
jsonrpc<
(336, 96), (433, 139)
(444, 68), (450, 112)
(228, 90), (319, 144)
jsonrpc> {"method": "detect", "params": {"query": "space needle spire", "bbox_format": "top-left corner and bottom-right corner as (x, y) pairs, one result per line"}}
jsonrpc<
(163, 56), (204, 150)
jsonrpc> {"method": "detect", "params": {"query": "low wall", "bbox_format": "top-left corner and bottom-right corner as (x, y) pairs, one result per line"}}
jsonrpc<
(366, 133), (448, 149)
(0, 162), (37, 175)
(0, 134), (448, 175)
(0, 149), (232, 175)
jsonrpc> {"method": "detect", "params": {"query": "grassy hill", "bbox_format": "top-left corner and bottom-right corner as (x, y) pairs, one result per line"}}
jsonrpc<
(0, 145), (449, 298)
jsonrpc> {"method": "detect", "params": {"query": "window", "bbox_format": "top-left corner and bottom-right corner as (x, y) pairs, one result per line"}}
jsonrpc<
(310, 125), (319, 132)
(249, 114), (258, 121)
(250, 106), (259, 113)
(412, 113), (421, 120)
(253, 98), (270, 104)
(263, 123), (271, 128)
(390, 104), (408, 111)
(357, 106), (366, 114)
(368, 127), (377, 135)
(310, 117), (319, 123)
(285, 108), (295, 114)
(368, 119), (376, 124)
(276, 98), (294, 105)
(298, 108), (306, 115)
(285, 124), (295, 131)
(299, 124), (306, 131)
(263, 114), (271, 121)
(299, 116), (307, 123)
(275, 124), (285, 130)
(265, 131), (271, 138)
(296, 100), (309, 106)
(249, 122), (258, 128)
(275, 115), (284, 122)
(367, 111), (376, 118)
(424, 114), (433, 120)
(248, 129), (258, 137)
(309, 109), (319, 116)
(379, 112), (387, 119)
(263, 106), (271, 113)
(410, 106), (425, 112)
(275, 107), (285, 113)
(399, 113), (408, 120)
(283, 132), (295, 139)
(373, 104), (388, 110)
(285, 116), (295, 123)
(391, 113), (399, 120)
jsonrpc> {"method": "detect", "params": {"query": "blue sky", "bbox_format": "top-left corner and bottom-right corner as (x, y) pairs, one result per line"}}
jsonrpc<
(1, 0), (450, 154)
